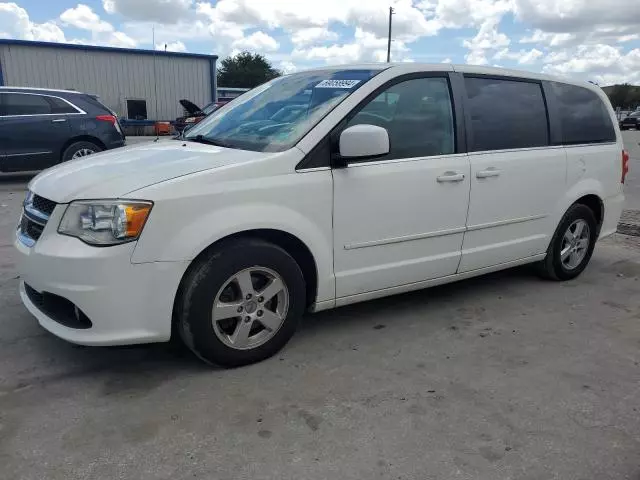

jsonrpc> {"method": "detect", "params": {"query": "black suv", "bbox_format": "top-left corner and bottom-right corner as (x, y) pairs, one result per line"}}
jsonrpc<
(620, 110), (640, 130)
(0, 87), (125, 172)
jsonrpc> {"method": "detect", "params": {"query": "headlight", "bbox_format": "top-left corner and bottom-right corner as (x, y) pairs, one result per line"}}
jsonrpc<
(58, 200), (153, 246)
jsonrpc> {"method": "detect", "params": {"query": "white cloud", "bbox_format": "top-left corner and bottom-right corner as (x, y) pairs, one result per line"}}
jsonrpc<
(103, 0), (193, 24)
(441, 57), (452, 63)
(520, 30), (576, 47)
(513, 0), (640, 34)
(58, 4), (137, 48)
(155, 40), (187, 52)
(495, 47), (543, 64)
(0, 2), (66, 42)
(231, 31), (279, 52)
(463, 19), (510, 66)
(60, 4), (113, 33)
(279, 60), (297, 74)
(542, 44), (640, 85)
(292, 27), (410, 64)
(291, 28), (339, 47)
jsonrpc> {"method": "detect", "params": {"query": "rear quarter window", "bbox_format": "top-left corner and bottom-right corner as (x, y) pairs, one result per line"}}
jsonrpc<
(550, 82), (615, 145)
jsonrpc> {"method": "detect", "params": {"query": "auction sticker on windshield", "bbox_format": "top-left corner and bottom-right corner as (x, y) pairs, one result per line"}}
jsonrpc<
(315, 79), (361, 89)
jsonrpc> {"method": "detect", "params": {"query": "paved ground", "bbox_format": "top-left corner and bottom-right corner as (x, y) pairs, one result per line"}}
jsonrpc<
(1, 134), (640, 479)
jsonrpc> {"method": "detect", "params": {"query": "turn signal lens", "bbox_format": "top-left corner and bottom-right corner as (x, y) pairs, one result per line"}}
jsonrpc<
(123, 204), (152, 238)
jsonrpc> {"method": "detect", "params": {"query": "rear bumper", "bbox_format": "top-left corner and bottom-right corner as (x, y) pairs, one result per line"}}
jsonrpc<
(106, 137), (125, 149)
(600, 192), (625, 239)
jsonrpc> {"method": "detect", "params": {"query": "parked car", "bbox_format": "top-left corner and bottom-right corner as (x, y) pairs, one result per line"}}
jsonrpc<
(174, 99), (221, 133)
(0, 87), (125, 172)
(15, 64), (626, 367)
(620, 110), (640, 130)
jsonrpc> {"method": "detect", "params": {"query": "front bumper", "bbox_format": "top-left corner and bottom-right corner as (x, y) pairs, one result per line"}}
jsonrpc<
(15, 215), (188, 346)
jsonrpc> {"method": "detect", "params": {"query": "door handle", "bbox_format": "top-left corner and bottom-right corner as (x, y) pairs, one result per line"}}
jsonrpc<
(476, 168), (501, 178)
(437, 171), (465, 183)
(51, 118), (67, 123)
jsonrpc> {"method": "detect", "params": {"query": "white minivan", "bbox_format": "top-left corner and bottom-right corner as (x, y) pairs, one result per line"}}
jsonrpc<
(15, 64), (628, 366)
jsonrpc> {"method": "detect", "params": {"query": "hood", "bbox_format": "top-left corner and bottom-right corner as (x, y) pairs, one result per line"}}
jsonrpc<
(29, 140), (271, 203)
(180, 99), (203, 115)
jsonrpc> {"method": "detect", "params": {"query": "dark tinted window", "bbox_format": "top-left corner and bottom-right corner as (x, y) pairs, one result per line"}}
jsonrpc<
(346, 77), (455, 160)
(47, 97), (78, 114)
(127, 99), (148, 120)
(550, 82), (615, 144)
(2, 93), (52, 115)
(465, 77), (549, 151)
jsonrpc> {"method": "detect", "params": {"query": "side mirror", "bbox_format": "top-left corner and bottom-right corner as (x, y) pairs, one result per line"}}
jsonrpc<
(336, 124), (390, 165)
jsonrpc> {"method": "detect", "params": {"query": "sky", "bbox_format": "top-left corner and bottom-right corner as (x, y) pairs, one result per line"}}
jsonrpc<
(1, 0), (639, 86)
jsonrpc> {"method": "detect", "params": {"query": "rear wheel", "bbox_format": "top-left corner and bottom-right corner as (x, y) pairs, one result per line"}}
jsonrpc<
(537, 204), (598, 280)
(62, 141), (102, 162)
(176, 238), (306, 367)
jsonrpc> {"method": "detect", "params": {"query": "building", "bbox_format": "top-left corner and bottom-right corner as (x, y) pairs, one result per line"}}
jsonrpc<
(0, 39), (217, 122)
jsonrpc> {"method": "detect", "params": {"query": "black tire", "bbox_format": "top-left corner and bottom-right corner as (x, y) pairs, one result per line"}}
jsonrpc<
(176, 238), (306, 367)
(62, 141), (102, 162)
(537, 203), (598, 281)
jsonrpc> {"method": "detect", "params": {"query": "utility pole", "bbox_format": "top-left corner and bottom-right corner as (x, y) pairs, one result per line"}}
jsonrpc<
(386, 6), (395, 62)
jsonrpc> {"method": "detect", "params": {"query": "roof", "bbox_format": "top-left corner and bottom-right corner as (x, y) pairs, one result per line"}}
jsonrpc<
(0, 86), (87, 95)
(0, 39), (217, 61)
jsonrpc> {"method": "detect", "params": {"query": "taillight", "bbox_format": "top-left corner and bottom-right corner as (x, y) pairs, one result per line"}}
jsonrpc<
(96, 114), (116, 124)
(622, 149), (630, 184)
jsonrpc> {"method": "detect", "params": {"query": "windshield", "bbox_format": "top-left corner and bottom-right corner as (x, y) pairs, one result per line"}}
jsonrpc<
(185, 68), (383, 152)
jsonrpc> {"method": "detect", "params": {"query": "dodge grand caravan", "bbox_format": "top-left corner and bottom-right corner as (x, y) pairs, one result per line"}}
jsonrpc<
(15, 64), (627, 367)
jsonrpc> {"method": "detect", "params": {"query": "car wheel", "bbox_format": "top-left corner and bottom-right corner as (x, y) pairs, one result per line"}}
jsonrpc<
(62, 141), (103, 162)
(176, 238), (306, 367)
(537, 204), (598, 281)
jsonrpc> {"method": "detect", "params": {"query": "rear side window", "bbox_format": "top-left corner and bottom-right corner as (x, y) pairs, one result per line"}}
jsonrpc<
(464, 77), (549, 151)
(2, 93), (51, 115)
(550, 82), (615, 144)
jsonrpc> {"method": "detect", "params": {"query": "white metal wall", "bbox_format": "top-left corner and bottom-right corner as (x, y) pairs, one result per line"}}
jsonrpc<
(0, 44), (213, 120)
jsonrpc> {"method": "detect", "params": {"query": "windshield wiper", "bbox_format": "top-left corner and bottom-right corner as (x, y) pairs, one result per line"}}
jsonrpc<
(184, 135), (235, 149)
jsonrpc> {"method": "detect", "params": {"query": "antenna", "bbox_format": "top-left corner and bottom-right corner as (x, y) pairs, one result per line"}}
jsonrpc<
(152, 26), (160, 141)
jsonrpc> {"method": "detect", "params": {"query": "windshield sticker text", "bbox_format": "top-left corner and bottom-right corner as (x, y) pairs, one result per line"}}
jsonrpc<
(315, 79), (361, 89)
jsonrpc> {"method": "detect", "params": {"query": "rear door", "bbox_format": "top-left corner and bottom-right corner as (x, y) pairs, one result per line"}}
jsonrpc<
(457, 73), (567, 272)
(0, 92), (72, 171)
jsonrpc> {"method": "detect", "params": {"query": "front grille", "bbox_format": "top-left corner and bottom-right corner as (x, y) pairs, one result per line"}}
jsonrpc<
(32, 195), (56, 216)
(24, 284), (92, 329)
(20, 215), (45, 241)
(18, 193), (57, 246)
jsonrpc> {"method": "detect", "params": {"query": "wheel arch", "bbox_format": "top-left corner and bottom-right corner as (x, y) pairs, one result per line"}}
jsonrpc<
(172, 229), (320, 323)
(574, 194), (604, 234)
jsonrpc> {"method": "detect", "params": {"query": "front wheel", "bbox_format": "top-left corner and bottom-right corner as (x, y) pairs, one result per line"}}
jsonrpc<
(176, 238), (306, 367)
(537, 204), (598, 280)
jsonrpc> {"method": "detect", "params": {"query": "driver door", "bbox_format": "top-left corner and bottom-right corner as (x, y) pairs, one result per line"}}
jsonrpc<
(332, 75), (471, 299)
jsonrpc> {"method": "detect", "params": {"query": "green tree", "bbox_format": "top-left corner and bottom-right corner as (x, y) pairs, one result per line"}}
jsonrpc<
(217, 51), (281, 88)
(607, 83), (634, 108)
